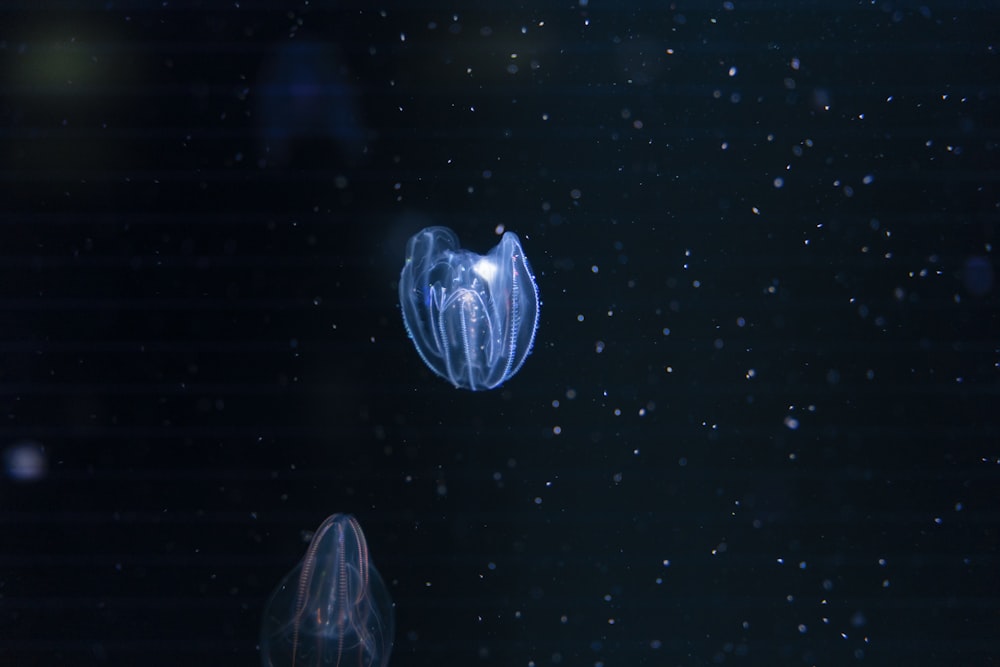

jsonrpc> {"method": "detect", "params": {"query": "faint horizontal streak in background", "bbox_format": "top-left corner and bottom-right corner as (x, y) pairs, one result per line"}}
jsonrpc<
(4, 169), (999, 184)
(0, 381), (997, 398)
(1, 507), (998, 527)
(5, 126), (1000, 142)
(3, 211), (997, 226)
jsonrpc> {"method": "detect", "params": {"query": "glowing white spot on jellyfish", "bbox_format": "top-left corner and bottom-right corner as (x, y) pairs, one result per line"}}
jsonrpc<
(473, 257), (498, 283)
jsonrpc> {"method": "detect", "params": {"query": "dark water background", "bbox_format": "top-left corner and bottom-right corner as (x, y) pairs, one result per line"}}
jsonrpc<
(2, 2), (997, 665)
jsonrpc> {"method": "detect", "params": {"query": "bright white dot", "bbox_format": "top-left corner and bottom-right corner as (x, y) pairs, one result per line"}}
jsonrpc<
(473, 257), (497, 282)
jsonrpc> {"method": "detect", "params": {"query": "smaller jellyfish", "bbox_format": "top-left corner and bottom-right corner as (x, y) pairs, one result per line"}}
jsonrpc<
(260, 514), (394, 667)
